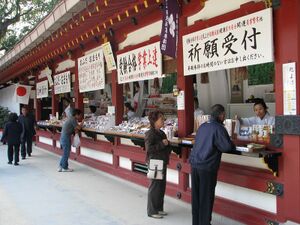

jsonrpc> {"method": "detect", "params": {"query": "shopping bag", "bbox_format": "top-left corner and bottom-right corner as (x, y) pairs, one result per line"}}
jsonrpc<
(72, 133), (81, 148)
(147, 159), (164, 180)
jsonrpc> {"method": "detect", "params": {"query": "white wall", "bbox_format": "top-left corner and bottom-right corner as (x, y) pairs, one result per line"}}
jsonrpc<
(196, 70), (230, 114)
(0, 85), (19, 114)
(188, 0), (263, 25)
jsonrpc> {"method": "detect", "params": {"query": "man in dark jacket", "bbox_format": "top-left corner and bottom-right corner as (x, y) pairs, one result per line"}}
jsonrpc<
(189, 104), (236, 225)
(18, 106), (36, 159)
(1, 113), (23, 165)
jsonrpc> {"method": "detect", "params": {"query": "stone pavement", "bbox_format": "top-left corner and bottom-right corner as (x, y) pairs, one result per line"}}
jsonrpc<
(0, 144), (244, 225)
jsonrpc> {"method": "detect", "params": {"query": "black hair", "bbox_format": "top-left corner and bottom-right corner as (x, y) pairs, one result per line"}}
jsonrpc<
(124, 102), (134, 111)
(89, 105), (97, 113)
(21, 105), (28, 110)
(253, 98), (268, 111)
(8, 113), (18, 122)
(148, 110), (164, 128)
(210, 104), (225, 121)
(71, 108), (82, 117)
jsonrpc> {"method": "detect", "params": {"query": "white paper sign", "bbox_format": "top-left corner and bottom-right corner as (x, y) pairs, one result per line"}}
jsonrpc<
(117, 42), (162, 84)
(102, 42), (116, 71)
(54, 71), (71, 94)
(78, 50), (105, 93)
(283, 62), (297, 115)
(183, 8), (274, 75)
(47, 73), (53, 87)
(36, 80), (48, 99)
(177, 90), (185, 110)
(39, 66), (52, 79)
(107, 106), (115, 115)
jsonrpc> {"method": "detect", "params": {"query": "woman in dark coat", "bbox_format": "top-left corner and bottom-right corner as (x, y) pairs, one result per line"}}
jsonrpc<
(1, 113), (23, 165)
(145, 110), (171, 219)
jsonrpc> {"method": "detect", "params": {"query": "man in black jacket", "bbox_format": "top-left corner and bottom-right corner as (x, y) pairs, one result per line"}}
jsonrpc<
(1, 113), (23, 165)
(18, 106), (36, 159)
(189, 104), (235, 225)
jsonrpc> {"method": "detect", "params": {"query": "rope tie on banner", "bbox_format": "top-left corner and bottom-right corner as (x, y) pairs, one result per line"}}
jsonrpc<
(263, 0), (272, 8)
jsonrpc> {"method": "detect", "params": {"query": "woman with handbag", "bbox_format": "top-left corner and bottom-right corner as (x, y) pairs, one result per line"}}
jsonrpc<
(145, 110), (171, 219)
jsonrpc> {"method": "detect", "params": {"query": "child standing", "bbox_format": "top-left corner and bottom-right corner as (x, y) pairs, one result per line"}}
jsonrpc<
(1, 113), (23, 165)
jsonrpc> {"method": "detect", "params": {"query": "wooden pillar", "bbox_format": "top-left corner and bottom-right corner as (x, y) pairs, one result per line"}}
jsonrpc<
(110, 38), (122, 168)
(176, 15), (193, 193)
(34, 72), (41, 122)
(274, 0), (300, 223)
(50, 66), (59, 117)
(177, 16), (194, 138)
(73, 51), (84, 112)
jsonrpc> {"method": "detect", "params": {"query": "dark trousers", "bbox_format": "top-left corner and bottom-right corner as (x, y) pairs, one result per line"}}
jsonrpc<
(21, 137), (33, 158)
(191, 168), (218, 225)
(147, 167), (167, 215)
(8, 144), (20, 163)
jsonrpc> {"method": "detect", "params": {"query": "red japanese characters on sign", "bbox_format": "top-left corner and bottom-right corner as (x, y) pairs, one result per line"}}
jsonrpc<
(117, 42), (162, 84)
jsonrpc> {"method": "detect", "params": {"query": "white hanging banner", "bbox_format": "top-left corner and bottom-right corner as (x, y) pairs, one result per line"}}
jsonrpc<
(283, 62), (297, 115)
(36, 80), (48, 99)
(102, 42), (116, 71)
(54, 71), (71, 94)
(183, 8), (274, 76)
(14, 84), (32, 105)
(117, 42), (162, 84)
(78, 49), (105, 93)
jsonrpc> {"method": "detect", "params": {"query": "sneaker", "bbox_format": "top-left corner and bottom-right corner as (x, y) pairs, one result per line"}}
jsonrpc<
(57, 167), (63, 172)
(62, 168), (74, 172)
(22, 157), (26, 160)
(7, 161), (12, 165)
(158, 211), (168, 216)
(149, 214), (163, 219)
(14, 162), (19, 166)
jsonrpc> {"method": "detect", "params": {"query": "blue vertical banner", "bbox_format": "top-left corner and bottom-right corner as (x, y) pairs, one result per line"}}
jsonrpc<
(160, 0), (180, 58)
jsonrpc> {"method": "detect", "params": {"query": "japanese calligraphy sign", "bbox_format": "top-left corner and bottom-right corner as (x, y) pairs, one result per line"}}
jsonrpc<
(117, 42), (162, 84)
(36, 80), (48, 99)
(54, 71), (71, 94)
(283, 62), (297, 115)
(160, 0), (180, 58)
(78, 50), (105, 93)
(102, 42), (116, 71)
(183, 8), (274, 76)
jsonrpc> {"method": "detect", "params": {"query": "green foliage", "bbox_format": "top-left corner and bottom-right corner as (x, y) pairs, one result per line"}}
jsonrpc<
(160, 73), (177, 94)
(247, 62), (274, 86)
(0, 0), (58, 52)
(0, 106), (10, 129)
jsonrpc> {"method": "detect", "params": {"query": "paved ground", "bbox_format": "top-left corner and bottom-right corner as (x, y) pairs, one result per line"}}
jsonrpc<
(0, 144), (244, 225)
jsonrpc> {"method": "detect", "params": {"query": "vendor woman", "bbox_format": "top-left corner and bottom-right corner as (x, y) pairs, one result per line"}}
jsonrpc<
(236, 99), (275, 126)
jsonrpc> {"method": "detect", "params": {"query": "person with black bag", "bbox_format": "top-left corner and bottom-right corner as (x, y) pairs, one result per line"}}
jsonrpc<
(145, 110), (171, 219)
(1, 113), (23, 165)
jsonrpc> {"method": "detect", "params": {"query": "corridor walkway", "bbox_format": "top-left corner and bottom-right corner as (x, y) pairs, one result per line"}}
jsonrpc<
(0, 145), (243, 225)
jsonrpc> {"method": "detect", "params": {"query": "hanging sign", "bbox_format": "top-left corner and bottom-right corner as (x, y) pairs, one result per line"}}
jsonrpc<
(54, 71), (71, 94)
(78, 49), (105, 93)
(160, 0), (180, 58)
(36, 80), (48, 99)
(177, 90), (185, 110)
(183, 8), (274, 76)
(102, 42), (116, 71)
(117, 42), (162, 84)
(283, 62), (297, 115)
(14, 84), (32, 105)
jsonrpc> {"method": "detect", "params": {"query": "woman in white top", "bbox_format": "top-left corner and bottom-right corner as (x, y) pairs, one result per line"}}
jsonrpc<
(124, 102), (135, 120)
(237, 99), (275, 126)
